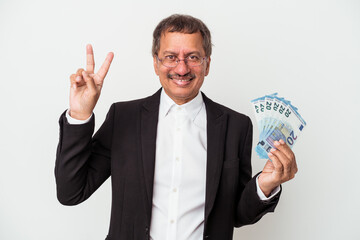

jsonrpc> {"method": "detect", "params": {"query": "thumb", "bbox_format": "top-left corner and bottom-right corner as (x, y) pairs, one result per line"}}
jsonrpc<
(70, 74), (78, 90)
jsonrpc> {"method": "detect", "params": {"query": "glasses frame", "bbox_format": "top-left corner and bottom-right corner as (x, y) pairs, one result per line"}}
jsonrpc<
(156, 55), (207, 68)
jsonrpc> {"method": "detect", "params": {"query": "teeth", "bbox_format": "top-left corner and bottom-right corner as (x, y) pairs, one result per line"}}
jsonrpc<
(174, 79), (190, 81)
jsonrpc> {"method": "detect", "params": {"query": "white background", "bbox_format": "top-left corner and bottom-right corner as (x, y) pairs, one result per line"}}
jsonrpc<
(0, 0), (359, 239)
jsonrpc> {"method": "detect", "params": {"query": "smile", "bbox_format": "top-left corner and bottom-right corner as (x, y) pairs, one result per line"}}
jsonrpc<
(171, 78), (193, 87)
(167, 73), (195, 87)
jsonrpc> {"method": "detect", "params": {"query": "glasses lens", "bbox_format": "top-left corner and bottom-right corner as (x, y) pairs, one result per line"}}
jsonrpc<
(187, 57), (203, 67)
(163, 59), (177, 67)
(159, 57), (205, 67)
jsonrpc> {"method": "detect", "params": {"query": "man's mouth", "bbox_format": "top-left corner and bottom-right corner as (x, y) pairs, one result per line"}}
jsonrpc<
(168, 74), (195, 86)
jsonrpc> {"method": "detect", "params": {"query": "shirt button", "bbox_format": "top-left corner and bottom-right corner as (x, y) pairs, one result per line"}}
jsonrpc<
(177, 107), (181, 111)
(177, 128), (181, 131)
(173, 188), (177, 192)
(176, 157), (180, 162)
(170, 220), (175, 224)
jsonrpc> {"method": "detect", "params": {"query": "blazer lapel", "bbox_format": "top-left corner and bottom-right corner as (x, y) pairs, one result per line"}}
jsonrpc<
(140, 89), (161, 221)
(202, 93), (228, 221)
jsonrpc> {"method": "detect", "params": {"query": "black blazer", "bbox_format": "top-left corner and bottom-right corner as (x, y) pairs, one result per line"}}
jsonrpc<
(55, 89), (280, 240)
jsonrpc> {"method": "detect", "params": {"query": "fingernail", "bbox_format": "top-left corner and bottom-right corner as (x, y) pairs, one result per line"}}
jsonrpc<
(274, 141), (280, 146)
(268, 152), (273, 156)
(279, 139), (285, 144)
(270, 148), (276, 152)
(76, 76), (81, 81)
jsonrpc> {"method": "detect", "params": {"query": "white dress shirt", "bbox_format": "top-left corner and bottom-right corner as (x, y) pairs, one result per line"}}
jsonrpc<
(150, 90), (207, 240)
(65, 89), (280, 240)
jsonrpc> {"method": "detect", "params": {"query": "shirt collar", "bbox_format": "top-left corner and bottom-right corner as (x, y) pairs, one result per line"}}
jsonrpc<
(159, 88), (204, 122)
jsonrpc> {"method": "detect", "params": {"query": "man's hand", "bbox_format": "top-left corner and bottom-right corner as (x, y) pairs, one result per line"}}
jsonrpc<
(69, 44), (114, 120)
(258, 139), (298, 197)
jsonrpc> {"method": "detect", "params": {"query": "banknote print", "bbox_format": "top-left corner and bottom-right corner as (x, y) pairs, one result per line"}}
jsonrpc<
(251, 94), (306, 159)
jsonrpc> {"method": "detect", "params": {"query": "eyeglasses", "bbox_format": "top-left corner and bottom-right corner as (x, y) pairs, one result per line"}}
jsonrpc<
(156, 55), (207, 68)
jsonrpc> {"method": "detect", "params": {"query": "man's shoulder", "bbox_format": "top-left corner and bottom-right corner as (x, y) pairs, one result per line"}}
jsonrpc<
(112, 96), (147, 108)
(111, 89), (162, 111)
(202, 92), (251, 123)
(212, 100), (249, 118)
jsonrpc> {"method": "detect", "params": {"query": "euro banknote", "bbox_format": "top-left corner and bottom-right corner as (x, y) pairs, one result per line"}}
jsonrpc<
(251, 93), (306, 159)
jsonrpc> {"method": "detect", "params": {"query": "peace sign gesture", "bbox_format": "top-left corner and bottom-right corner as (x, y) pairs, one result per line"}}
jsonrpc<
(69, 44), (114, 120)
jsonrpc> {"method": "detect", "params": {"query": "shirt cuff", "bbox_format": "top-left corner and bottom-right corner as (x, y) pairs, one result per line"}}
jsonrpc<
(65, 109), (93, 125)
(256, 175), (281, 201)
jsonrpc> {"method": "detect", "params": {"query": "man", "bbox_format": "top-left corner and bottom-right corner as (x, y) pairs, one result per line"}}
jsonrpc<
(55, 14), (297, 240)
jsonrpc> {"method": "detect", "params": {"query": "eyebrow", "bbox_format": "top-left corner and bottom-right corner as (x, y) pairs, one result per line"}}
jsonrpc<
(162, 50), (202, 56)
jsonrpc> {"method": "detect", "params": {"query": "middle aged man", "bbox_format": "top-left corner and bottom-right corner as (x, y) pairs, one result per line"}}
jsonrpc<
(55, 14), (297, 240)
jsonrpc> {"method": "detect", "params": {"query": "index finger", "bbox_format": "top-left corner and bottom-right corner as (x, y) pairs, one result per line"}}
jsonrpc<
(97, 52), (114, 80)
(86, 44), (95, 73)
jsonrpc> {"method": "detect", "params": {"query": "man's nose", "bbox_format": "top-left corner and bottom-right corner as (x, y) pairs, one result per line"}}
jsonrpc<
(173, 59), (190, 75)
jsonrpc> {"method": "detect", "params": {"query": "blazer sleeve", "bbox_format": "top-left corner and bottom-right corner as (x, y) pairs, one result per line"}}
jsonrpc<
(234, 116), (281, 227)
(55, 104), (115, 205)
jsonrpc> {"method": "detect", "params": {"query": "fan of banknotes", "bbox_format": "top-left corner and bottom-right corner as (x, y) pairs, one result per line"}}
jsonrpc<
(251, 93), (307, 159)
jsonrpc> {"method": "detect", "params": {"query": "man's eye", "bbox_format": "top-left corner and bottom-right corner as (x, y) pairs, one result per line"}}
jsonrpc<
(188, 55), (200, 61)
(165, 55), (176, 61)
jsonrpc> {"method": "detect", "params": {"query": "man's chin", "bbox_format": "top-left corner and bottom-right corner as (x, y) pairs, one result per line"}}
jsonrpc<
(167, 90), (198, 104)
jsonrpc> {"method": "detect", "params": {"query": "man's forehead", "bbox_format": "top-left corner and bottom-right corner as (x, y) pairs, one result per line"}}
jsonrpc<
(158, 31), (204, 52)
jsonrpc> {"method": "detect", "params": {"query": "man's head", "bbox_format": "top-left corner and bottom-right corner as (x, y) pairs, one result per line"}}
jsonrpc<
(152, 14), (212, 58)
(152, 14), (212, 105)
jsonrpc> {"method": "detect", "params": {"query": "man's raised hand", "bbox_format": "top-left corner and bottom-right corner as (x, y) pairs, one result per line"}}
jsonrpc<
(69, 44), (114, 120)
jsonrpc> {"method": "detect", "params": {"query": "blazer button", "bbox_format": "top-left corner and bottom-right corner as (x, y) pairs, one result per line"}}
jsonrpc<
(204, 235), (209, 239)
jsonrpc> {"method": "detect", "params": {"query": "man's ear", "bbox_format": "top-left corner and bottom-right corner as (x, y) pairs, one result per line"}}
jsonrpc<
(153, 56), (159, 76)
(205, 56), (211, 76)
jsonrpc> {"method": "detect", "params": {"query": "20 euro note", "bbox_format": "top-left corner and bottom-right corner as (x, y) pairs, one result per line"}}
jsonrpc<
(251, 94), (307, 159)
(251, 93), (277, 138)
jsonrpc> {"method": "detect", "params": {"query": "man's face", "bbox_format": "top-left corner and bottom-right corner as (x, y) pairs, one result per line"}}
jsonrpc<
(153, 31), (211, 105)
